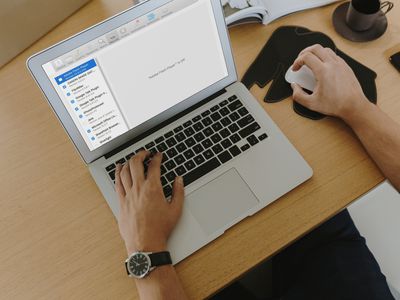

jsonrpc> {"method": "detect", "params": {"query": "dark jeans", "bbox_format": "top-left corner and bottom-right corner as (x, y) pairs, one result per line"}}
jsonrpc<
(212, 209), (394, 300)
(272, 209), (394, 300)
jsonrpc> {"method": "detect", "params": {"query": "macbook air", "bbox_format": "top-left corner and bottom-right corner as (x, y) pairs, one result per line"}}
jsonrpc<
(27, 0), (313, 263)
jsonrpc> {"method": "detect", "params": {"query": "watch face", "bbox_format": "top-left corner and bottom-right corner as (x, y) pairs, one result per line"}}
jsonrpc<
(128, 253), (151, 278)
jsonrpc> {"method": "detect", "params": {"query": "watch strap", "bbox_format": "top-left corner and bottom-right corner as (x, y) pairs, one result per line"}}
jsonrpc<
(149, 251), (172, 267)
(124, 261), (130, 275)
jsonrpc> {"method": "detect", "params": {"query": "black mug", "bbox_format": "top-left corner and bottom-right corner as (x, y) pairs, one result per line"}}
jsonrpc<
(346, 0), (394, 31)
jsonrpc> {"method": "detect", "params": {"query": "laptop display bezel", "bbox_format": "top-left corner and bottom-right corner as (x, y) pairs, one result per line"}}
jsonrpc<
(27, 0), (237, 164)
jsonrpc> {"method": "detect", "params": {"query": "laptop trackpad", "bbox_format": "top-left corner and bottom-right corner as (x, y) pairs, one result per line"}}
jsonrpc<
(186, 168), (259, 235)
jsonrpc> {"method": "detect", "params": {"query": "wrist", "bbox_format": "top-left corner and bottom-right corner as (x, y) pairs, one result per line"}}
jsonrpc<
(126, 240), (167, 255)
(340, 95), (372, 125)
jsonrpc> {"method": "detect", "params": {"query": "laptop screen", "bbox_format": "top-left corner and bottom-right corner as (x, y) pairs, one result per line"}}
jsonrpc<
(42, 0), (228, 151)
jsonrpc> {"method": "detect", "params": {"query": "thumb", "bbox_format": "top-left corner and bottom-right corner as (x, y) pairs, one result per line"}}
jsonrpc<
(291, 83), (313, 108)
(170, 176), (185, 209)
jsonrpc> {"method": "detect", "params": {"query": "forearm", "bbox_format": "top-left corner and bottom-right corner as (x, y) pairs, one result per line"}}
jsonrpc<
(135, 265), (187, 300)
(343, 100), (400, 191)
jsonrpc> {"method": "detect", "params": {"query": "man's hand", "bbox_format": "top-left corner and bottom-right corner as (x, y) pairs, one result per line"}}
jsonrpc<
(291, 44), (400, 191)
(291, 44), (369, 121)
(115, 151), (184, 254)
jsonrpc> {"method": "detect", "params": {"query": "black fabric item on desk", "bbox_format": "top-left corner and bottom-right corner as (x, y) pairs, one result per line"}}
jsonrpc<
(241, 26), (377, 120)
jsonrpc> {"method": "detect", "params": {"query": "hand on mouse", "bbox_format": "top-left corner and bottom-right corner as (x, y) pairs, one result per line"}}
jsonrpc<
(291, 44), (370, 121)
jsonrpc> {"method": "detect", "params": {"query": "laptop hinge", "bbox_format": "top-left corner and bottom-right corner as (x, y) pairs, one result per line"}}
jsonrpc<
(104, 88), (227, 159)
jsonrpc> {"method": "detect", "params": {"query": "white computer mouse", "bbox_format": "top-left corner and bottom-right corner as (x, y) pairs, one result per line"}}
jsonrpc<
(285, 65), (316, 92)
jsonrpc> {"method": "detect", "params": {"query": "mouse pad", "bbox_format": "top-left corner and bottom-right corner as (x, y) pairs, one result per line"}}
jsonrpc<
(241, 26), (377, 120)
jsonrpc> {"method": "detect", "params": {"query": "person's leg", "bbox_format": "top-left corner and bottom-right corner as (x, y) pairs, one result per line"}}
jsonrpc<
(272, 209), (394, 300)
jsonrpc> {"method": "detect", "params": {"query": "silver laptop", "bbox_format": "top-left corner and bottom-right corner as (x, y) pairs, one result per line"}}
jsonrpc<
(27, 0), (312, 263)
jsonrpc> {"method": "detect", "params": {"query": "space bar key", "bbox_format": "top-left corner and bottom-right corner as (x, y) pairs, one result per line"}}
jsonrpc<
(183, 158), (221, 186)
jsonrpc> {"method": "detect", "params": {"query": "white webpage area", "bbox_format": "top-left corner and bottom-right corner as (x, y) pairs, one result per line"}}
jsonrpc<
(44, 0), (228, 151)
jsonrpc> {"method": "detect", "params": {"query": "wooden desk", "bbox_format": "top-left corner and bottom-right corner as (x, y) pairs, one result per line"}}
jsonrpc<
(0, 1), (399, 299)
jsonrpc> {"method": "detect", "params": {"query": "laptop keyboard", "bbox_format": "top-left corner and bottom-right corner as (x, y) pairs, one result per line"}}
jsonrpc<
(105, 95), (268, 198)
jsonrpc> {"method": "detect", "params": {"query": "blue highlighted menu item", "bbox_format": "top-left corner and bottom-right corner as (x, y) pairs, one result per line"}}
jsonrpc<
(54, 59), (97, 85)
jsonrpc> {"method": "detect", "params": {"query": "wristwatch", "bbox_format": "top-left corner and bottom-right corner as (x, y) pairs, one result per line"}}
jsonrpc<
(125, 251), (172, 278)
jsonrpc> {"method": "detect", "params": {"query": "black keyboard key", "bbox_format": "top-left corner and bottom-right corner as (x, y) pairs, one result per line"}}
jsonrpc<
(174, 125), (183, 133)
(143, 162), (150, 175)
(156, 142), (168, 152)
(184, 160), (196, 171)
(143, 157), (151, 168)
(239, 122), (261, 139)
(166, 137), (177, 147)
(192, 115), (201, 122)
(212, 122), (223, 132)
(165, 160), (176, 170)
(212, 144), (223, 154)
(220, 128), (230, 138)
(183, 149), (195, 160)
(175, 132), (186, 142)
(155, 136), (164, 143)
(175, 165), (186, 176)
(163, 185), (172, 198)
(166, 148), (178, 158)
(174, 154), (185, 165)
(202, 117), (212, 127)
(108, 170), (116, 180)
(106, 163), (116, 172)
(218, 151), (233, 163)
(148, 148), (157, 155)
(193, 144), (204, 154)
(145, 141), (155, 149)
(164, 131), (173, 138)
(210, 112), (222, 122)
(202, 138), (213, 149)
(162, 153), (168, 163)
(241, 144), (250, 151)
(194, 132), (205, 142)
(228, 100), (243, 112)
(220, 107), (230, 116)
(116, 158), (126, 165)
(135, 147), (145, 154)
(183, 157), (221, 186)
(161, 176), (167, 186)
(229, 145), (241, 157)
(229, 112), (240, 122)
(184, 127), (195, 137)
(211, 133), (222, 143)
(221, 117), (231, 126)
(228, 123), (240, 133)
(238, 107), (248, 117)
(176, 142), (187, 152)
(203, 149), (214, 160)
(185, 137), (196, 147)
(259, 133), (268, 141)
(201, 110), (210, 117)
(228, 95), (237, 102)
(194, 154), (205, 165)
(166, 171), (176, 182)
(193, 122), (204, 131)
(203, 127), (214, 137)
(221, 139), (232, 149)
(219, 99), (228, 107)
(161, 165), (167, 175)
(237, 115), (255, 128)
(230, 133), (241, 144)
(210, 105), (219, 112)
(183, 120), (193, 128)
(247, 134), (259, 146)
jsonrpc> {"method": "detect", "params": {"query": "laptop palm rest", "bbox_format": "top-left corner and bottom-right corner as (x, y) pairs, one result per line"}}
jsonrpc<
(186, 168), (259, 235)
